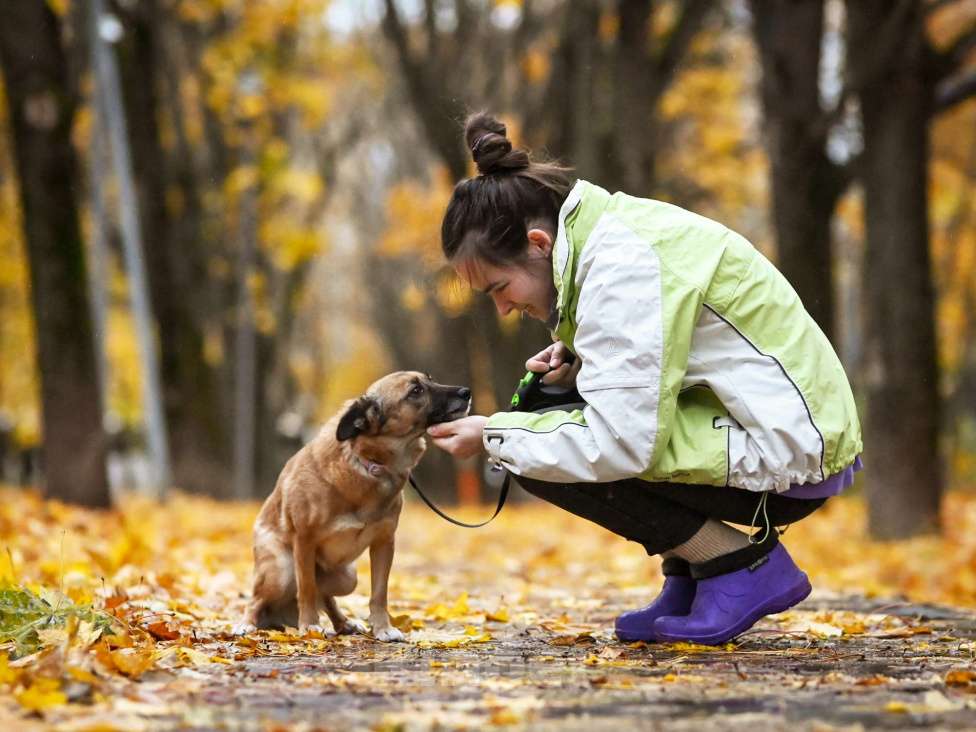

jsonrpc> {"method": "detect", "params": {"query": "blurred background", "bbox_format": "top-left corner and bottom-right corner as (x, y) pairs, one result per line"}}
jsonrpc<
(0, 0), (973, 541)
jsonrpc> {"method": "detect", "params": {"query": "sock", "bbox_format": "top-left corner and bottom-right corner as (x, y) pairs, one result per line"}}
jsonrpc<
(690, 530), (779, 579)
(670, 519), (751, 564)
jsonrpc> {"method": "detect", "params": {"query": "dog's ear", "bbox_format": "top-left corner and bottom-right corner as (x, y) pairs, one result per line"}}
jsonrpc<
(336, 396), (382, 441)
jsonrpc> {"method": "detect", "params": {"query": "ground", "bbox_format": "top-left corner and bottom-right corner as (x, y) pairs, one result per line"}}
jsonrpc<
(2, 489), (976, 730)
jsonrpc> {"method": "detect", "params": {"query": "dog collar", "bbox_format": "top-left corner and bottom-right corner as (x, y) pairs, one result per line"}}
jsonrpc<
(357, 456), (387, 477)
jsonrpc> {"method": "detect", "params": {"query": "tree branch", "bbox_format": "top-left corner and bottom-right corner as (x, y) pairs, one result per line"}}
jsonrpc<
(845, 0), (916, 94)
(925, 0), (965, 15)
(651, 0), (713, 100)
(935, 69), (976, 112)
(381, 0), (467, 178)
(423, 0), (438, 59)
(929, 25), (976, 85)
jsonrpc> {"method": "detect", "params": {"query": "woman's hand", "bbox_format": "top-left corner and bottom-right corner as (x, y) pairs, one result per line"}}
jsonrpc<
(525, 341), (581, 387)
(426, 415), (489, 459)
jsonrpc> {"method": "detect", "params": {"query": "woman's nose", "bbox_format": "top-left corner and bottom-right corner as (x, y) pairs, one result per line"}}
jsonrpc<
(492, 293), (512, 316)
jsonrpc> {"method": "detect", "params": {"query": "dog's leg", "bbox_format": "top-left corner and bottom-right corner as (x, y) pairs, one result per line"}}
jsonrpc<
(318, 565), (366, 635)
(234, 538), (293, 635)
(292, 533), (322, 633)
(258, 598), (298, 630)
(321, 595), (367, 635)
(368, 538), (404, 642)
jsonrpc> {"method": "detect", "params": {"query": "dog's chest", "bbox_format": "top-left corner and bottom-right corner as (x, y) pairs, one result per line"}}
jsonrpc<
(316, 512), (395, 565)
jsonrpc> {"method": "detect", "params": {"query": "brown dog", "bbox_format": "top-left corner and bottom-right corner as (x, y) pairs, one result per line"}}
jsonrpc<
(234, 371), (470, 641)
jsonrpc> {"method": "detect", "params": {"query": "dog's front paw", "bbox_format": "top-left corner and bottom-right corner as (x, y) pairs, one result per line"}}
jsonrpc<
(373, 626), (406, 642)
(296, 624), (327, 636)
(231, 621), (257, 636)
(336, 618), (368, 635)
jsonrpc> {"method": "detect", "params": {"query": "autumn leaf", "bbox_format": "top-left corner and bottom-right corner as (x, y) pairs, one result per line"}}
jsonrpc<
(106, 647), (155, 678)
(945, 669), (976, 686)
(0, 652), (19, 685)
(146, 620), (181, 641)
(485, 606), (510, 623)
(16, 677), (67, 711)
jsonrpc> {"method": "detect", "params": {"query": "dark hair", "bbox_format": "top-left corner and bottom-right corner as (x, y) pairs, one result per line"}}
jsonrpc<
(441, 112), (575, 267)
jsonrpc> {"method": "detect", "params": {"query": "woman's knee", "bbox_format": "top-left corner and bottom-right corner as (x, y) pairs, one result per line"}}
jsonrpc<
(765, 496), (827, 525)
(512, 475), (561, 500)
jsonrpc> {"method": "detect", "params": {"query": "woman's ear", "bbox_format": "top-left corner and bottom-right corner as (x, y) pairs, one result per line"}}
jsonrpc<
(526, 228), (553, 257)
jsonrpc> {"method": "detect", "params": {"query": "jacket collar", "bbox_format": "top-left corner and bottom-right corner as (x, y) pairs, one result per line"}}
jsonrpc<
(552, 179), (586, 317)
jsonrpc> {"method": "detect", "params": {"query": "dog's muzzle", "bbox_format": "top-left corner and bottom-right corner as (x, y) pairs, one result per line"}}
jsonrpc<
(427, 386), (472, 426)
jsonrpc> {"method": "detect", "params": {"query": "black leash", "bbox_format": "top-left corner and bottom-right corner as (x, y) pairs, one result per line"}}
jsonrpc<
(408, 352), (580, 528)
(407, 471), (510, 528)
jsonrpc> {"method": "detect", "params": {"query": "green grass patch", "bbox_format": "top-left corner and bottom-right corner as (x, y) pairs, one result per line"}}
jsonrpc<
(0, 584), (117, 657)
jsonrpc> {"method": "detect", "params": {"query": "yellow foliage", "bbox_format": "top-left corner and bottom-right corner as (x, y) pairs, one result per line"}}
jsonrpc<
(318, 333), (389, 418)
(224, 165), (260, 199)
(521, 47), (551, 85)
(0, 653), (18, 685)
(930, 100), (976, 378)
(378, 170), (454, 267)
(436, 272), (473, 317)
(269, 169), (325, 204)
(16, 677), (67, 711)
(0, 102), (40, 446)
(105, 308), (143, 429)
(657, 30), (765, 226)
(400, 282), (427, 312)
(598, 11), (620, 44)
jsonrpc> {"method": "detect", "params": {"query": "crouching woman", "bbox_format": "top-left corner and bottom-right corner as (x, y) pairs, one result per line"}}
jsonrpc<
(427, 113), (863, 645)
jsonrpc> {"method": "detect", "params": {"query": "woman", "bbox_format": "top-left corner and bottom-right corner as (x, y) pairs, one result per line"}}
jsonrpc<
(427, 112), (862, 645)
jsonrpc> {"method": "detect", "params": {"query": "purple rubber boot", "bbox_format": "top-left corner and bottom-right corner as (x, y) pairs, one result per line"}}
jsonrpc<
(615, 558), (696, 642)
(653, 543), (811, 645)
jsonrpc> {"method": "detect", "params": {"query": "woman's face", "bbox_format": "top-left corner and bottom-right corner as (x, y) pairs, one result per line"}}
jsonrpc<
(455, 229), (555, 321)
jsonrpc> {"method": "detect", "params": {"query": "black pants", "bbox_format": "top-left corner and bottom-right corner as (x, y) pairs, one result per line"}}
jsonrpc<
(515, 475), (826, 558)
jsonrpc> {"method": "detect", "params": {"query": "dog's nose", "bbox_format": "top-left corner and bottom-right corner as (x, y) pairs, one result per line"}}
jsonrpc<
(458, 387), (471, 401)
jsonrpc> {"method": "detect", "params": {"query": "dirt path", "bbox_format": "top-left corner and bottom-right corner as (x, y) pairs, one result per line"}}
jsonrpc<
(4, 497), (976, 730)
(62, 594), (975, 731)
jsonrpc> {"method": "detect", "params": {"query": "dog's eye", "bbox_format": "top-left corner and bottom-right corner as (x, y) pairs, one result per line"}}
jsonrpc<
(410, 384), (424, 397)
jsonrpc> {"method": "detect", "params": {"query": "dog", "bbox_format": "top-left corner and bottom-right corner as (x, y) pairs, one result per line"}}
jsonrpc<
(234, 371), (471, 641)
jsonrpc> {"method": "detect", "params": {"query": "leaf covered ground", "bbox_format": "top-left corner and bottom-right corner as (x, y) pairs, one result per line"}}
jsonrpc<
(2, 486), (976, 730)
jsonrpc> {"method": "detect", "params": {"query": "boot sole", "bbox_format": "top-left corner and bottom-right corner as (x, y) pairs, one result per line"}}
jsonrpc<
(654, 576), (812, 645)
(615, 626), (661, 643)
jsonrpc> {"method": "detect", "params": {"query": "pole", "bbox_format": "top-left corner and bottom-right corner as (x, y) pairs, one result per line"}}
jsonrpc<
(88, 0), (171, 494)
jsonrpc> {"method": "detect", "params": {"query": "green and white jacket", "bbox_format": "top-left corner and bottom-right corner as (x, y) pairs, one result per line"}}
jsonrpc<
(482, 180), (862, 493)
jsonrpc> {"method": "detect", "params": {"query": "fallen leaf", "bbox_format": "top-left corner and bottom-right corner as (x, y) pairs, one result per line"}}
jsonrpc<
(485, 607), (510, 623)
(946, 669), (976, 686)
(0, 653), (19, 684)
(108, 647), (156, 678)
(146, 621), (181, 641)
(16, 677), (67, 711)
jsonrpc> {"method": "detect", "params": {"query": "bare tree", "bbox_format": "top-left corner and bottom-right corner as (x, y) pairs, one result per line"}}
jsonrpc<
(113, 0), (232, 495)
(0, 0), (109, 507)
(847, 0), (976, 538)
(749, 0), (852, 342)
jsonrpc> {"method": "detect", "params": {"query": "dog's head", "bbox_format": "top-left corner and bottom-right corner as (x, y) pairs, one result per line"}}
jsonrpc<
(336, 371), (471, 442)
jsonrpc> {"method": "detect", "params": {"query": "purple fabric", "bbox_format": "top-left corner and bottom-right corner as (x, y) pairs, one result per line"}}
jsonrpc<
(781, 455), (863, 499)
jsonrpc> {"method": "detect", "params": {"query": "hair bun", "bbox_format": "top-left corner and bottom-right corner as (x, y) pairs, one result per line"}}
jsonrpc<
(465, 112), (529, 175)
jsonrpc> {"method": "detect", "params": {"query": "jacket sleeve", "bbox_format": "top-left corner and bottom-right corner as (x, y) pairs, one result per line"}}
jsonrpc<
(482, 215), (688, 483)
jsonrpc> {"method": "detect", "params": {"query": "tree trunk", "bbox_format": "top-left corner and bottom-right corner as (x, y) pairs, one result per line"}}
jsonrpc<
(0, 0), (109, 507)
(116, 1), (231, 495)
(750, 0), (842, 342)
(848, 0), (941, 538)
